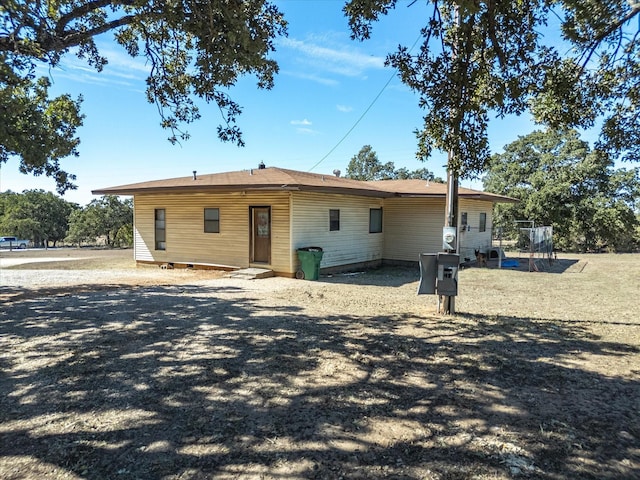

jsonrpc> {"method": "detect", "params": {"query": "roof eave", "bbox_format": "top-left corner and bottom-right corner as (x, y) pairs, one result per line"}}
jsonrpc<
(92, 181), (517, 203)
(299, 185), (390, 197)
(392, 193), (444, 198)
(91, 184), (304, 196)
(92, 184), (391, 198)
(459, 193), (519, 203)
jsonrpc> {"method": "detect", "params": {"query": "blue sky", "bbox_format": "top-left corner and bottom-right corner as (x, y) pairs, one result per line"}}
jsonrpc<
(1, 0), (540, 206)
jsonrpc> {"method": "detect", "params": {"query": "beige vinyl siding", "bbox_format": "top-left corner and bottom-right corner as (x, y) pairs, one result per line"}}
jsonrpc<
(290, 192), (384, 270)
(134, 199), (152, 261)
(458, 199), (494, 258)
(382, 197), (495, 262)
(382, 197), (444, 262)
(133, 197), (141, 260)
(131, 189), (497, 274)
(133, 191), (291, 273)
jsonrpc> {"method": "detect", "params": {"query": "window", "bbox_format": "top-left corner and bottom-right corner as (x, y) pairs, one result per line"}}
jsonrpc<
(369, 208), (383, 233)
(204, 208), (220, 233)
(329, 209), (340, 231)
(155, 209), (166, 250)
(479, 212), (487, 233)
(461, 212), (468, 227)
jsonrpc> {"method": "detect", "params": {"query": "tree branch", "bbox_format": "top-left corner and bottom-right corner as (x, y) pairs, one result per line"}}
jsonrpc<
(485, 0), (507, 69)
(54, 15), (138, 51)
(579, 4), (640, 72)
(55, 0), (126, 35)
(0, 3), (139, 56)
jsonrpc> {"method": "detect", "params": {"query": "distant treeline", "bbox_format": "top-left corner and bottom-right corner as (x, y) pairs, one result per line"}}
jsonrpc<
(0, 191), (132, 248)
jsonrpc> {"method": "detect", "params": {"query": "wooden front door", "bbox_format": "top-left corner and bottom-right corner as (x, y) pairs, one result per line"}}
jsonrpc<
(250, 206), (271, 263)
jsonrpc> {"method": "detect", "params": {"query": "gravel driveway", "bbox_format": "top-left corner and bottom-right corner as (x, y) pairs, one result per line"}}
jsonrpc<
(0, 254), (297, 291)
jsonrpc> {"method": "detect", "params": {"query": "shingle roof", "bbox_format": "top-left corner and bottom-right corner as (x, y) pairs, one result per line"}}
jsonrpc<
(92, 167), (517, 203)
(370, 178), (518, 202)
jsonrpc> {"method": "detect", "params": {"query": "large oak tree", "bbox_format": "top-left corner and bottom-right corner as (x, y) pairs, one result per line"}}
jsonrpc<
(344, 0), (640, 177)
(1, 0), (287, 193)
(0, 189), (77, 246)
(483, 129), (640, 252)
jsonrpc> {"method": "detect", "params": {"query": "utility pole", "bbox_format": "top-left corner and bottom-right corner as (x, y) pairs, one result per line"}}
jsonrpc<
(439, 5), (461, 315)
(441, 151), (459, 314)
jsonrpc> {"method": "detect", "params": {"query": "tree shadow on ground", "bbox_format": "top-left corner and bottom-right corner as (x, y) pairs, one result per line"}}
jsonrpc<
(464, 257), (580, 274)
(486, 257), (581, 274)
(317, 257), (582, 290)
(322, 265), (419, 287)
(0, 284), (638, 479)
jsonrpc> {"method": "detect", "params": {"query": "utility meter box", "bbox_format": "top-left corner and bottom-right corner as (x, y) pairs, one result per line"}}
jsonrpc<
(442, 226), (457, 251)
(417, 252), (459, 297)
(436, 253), (459, 296)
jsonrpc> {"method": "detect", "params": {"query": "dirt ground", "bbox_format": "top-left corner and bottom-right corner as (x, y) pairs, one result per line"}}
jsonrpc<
(0, 249), (638, 479)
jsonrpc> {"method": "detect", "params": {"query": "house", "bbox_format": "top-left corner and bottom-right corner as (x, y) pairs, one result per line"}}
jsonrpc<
(92, 166), (516, 276)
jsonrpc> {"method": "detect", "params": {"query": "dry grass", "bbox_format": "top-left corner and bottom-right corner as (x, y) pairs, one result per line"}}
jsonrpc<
(1, 247), (136, 270)
(0, 251), (638, 479)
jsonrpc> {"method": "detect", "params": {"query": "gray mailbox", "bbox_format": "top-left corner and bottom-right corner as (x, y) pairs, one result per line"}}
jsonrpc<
(436, 253), (459, 296)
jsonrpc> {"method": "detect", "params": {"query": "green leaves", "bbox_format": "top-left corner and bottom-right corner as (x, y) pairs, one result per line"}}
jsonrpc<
(0, 191), (133, 247)
(484, 129), (640, 251)
(347, 0), (554, 177)
(0, 189), (77, 244)
(113, 0), (287, 145)
(345, 144), (441, 181)
(1, 0), (287, 191)
(344, 0), (397, 40)
(344, 0), (640, 177)
(0, 63), (84, 194)
(345, 145), (395, 180)
(67, 195), (133, 247)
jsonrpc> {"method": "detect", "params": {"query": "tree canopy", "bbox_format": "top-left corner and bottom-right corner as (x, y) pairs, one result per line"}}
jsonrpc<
(0, 191), (133, 247)
(1, 0), (287, 192)
(344, 0), (640, 177)
(66, 195), (133, 247)
(346, 145), (395, 180)
(0, 63), (84, 194)
(483, 129), (640, 252)
(346, 145), (442, 181)
(0, 189), (77, 246)
(5, 1), (639, 193)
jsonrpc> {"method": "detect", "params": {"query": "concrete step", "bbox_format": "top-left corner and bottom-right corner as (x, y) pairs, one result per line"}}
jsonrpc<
(226, 268), (274, 280)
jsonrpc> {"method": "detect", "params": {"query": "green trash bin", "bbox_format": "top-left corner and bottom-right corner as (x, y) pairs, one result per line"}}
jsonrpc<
(297, 247), (324, 280)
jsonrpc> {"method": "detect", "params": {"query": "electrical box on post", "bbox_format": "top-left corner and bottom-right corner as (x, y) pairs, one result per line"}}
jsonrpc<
(442, 226), (457, 251)
(417, 253), (437, 295)
(436, 253), (459, 296)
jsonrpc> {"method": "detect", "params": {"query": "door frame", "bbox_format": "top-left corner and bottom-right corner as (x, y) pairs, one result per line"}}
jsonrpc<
(249, 205), (271, 264)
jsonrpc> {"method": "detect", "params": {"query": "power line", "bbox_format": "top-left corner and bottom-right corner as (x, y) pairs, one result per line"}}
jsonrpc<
(308, 71), (396, 172)
(309, 33), (422, 172)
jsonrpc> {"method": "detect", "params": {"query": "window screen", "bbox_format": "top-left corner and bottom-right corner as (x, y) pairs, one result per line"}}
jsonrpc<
(155, 209), (166, 250)
(369, 208), (383, 233)
(329, 209), (340, 231)
(204, 208), (220, 233)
